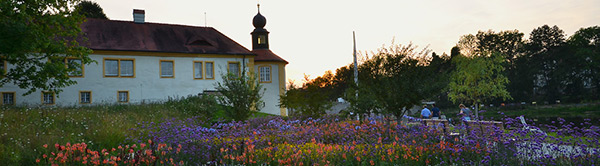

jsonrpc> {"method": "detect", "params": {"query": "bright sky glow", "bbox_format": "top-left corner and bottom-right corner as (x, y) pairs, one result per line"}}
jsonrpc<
(93, 0), (599, 83)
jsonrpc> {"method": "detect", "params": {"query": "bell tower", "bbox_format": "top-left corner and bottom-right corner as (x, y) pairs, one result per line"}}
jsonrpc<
(251, 4), (269, 50)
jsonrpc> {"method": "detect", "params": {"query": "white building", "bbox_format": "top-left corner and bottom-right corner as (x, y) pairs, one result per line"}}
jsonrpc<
(0, 9), (288, 116)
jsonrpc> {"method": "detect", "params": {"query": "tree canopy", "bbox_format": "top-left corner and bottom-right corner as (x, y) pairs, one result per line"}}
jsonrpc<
(448, 52), (512, 118)
(74, 0), (108, 19)
(0, 0), (92, 95)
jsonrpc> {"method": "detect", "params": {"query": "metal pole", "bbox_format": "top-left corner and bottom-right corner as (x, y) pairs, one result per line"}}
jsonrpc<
(353, 31), (359, 120)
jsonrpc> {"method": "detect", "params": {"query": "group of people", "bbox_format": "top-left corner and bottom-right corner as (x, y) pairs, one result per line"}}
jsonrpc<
(420, 103), (472, 121)
(419, 104), (441, 119)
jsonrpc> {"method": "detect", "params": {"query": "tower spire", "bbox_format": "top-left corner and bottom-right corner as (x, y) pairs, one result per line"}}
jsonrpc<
(251, 3), (269, 50)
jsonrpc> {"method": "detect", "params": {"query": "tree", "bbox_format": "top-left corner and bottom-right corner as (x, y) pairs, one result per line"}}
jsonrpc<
(474, 30), (526, 102)
(566, 26), (600, 101)
(351, 43), (442, 119)
(74, 0), (108, 19)
(524, 25), (567, 103)
(0, 0), (92, 95)
(457, 34), (479, 57)
(448, 52), (512, 119)
(216, 73), (264, 121)
(279, 73), (334, 118)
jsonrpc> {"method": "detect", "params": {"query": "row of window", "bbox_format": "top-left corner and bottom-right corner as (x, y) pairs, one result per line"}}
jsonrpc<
(0, 57), (84, 77)
(0, 91), (130, 105)
(1, 58), (273, 82)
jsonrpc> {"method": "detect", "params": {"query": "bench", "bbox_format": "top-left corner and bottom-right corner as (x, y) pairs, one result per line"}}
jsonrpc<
(465, 120), (504, 138)
(422, 119), (451, 133)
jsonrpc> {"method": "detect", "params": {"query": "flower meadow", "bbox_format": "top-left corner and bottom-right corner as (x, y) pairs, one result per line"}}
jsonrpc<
(116, 115), (599, 165)
(6, 103), (599, 165)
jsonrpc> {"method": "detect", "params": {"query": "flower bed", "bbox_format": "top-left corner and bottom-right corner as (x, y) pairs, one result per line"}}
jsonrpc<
(38, 115), (600, 165)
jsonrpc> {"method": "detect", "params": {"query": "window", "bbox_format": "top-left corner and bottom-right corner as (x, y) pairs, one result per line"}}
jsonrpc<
(228, 62), (240, 77)
(160, 60), (174, 78)
(120, 60), (134, 77)
(258, 35), (266, 44)
(80, 91), (91, 104)
(117, 91), (129, 103)
(259, 66), (271, 83)
(1, 92), (15, 105)
(104, 58), (135, 77)
(205, 62), (214, 79)
(193, 61), (203, 79)
(42, 91), (55, 105)
(66, 58), (84, 77)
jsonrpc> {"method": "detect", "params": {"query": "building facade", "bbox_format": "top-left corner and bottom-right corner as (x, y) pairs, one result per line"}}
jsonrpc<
(0, 9), (288, 116)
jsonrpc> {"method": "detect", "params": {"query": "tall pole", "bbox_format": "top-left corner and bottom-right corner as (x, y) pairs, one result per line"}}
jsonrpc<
(353, 31), (359, 120)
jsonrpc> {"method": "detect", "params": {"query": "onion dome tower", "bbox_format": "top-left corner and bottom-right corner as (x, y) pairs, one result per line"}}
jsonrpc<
(251, 4), (269, 50)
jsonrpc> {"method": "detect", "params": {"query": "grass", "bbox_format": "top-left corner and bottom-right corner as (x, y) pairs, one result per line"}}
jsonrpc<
(0, 100), (275, 165)
(487, 103), (600, 118)
(435, 103), (600, 120)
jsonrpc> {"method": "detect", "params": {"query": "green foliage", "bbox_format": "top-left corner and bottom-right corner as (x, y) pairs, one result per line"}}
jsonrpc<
(350, 43), (449, 118)
(74, 0), (108, 19)
(567, 26), (600, 101)
(279, 74), (334, 118)
(0, 0), (93, 95)
(164, 95), (221, 122)
(448, 52), (512, 116)
(216, 73), (264, 121)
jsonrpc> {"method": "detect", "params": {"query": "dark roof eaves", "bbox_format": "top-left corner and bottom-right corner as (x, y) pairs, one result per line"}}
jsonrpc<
(255, 59), (289, 64)
(92, 49), (256, 56)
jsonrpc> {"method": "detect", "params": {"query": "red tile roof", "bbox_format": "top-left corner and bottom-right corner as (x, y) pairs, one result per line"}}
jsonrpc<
(80, 18), (254, 55)
(252, 49), (288, 64)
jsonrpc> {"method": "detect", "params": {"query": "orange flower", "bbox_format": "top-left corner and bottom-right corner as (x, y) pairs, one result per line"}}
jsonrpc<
(36, 158), (40, 163)
(43, 144), (48, 148)
(357, 156), (361, 162)
(370, 160), (375, 165)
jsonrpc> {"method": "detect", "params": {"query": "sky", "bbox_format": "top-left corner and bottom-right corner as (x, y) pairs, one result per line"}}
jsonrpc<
(92, 0), (599, 84)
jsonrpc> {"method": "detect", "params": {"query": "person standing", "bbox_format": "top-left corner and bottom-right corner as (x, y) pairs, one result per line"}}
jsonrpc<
(420, 105), (431, 119)
(431, 104), (441, 119)
(459, 104), (471, 121)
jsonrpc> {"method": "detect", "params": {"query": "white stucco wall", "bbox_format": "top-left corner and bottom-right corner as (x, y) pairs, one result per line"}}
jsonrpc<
(1, 54), (286, 114)
(254, 62), (287, 116)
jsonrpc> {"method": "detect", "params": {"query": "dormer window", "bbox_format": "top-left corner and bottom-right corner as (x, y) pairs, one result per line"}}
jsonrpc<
(188, 40), (213, 46)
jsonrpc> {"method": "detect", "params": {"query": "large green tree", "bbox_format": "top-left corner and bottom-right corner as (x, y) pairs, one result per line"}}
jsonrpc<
(475, 30), (527, 102)
(0, 0), (92, 95)
(524, 25), (567, 103)
(74, 0), (108, 19)
(448, 52), (512, 118)
(350, 43), (446, 119)
(567, 26), (600, 101)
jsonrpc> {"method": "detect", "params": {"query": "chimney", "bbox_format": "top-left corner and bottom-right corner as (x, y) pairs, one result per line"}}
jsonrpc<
(133, 9), (145, 23)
